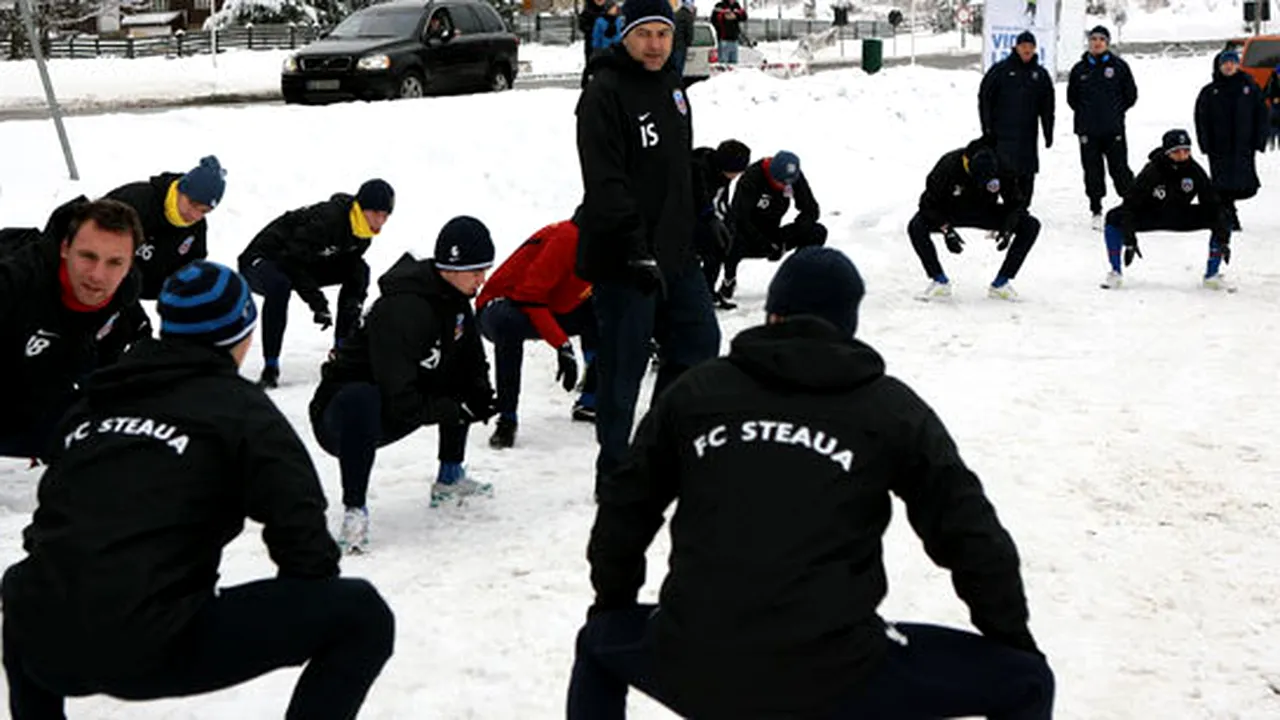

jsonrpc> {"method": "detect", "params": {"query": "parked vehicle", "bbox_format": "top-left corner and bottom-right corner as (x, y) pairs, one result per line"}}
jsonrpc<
(281, 0), (519, 104)
(683, 20), (766, 83)
(1223, 35), (1280, 97)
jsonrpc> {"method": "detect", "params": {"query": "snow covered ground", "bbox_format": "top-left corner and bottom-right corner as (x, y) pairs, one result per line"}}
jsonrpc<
(2, 52), (1280, 718)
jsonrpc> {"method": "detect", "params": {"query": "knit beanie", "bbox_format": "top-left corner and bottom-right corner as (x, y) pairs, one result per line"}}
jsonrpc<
(158, 261), (258, 348)
(765, 247), (865, 336)
(434, 216), (496, 271)
(713, 139), (752, 173)
(176, 155), (227, 209)
(1088, 25), (1110, 40)
(1016, 30), (1037, 46)
(356, 178), (395, 214)
(967, 147), (999, 185)
(1161, 128), (1193, 154)
(1219, 50), (1240, 65)
(620, 0), (674, 37)
(768, 150), (802, 185)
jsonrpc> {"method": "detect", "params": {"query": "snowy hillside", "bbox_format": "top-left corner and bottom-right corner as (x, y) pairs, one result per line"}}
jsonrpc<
(1, 53), (1279, 718)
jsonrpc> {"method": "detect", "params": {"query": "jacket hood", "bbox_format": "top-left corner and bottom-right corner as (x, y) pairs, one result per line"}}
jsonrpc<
(331, 192), (355, 206)
(148, 172), (184, 195)
(728, 316), (886, 393)
(377, 253), (459, 300)
(86, 338), (239, 404)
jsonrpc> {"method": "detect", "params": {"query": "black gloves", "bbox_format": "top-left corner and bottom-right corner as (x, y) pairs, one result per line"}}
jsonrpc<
(313, 308), (334, 330)
(943, 227), (965, 254)
(461, 387), (497, 424)
(556, 342), (579, 392)
(1217, 235), (1232, 264)
(627, 257), (665, 296)
(1123, 232), (1142, 267)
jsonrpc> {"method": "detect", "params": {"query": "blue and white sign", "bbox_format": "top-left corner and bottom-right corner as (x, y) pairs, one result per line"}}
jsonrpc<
(983, 0), (1060, 76)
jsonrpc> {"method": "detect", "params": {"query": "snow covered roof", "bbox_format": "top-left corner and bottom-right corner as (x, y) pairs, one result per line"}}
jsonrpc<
(121, 11), (185, 25)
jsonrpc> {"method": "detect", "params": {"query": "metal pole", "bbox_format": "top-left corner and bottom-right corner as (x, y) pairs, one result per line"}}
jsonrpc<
(212, 0), (218, 68)
(910, 0), (916, 64)
(18, 0), (79, 181)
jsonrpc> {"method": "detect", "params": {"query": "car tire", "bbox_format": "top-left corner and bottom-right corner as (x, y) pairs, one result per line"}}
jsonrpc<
(487, 63), (512, 92)
(397, 71), (426, 99)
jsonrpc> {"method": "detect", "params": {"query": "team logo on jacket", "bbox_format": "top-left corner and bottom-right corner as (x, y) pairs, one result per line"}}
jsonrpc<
(1181, 177), (1194, 193)
(178, 236), (194, 255)
(1153, 186), (1167, 200)
(986, 178), (1001, 193)
(454, 312), (465, 340)
(1104, 67), (1115, 78)
(96, 311), (120, 341)
(1244, 86), (1251, 95)
(672, 88), (688, 116)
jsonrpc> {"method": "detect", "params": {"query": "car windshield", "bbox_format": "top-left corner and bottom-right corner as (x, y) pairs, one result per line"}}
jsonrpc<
(1243, 38), (1280, 68)
(329, 8), (421, 38)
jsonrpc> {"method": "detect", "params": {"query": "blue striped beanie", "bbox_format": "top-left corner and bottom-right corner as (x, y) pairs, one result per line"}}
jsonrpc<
(159, 261), (258, 347)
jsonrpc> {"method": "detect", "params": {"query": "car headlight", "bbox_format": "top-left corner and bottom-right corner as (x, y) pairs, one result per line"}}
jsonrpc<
(357, 54), (391, 71)
(282, 55), (298, 73)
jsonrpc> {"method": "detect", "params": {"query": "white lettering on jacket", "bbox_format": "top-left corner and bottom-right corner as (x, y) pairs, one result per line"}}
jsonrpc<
(64, 416), (190, 455)
(692, 420), (854, 472)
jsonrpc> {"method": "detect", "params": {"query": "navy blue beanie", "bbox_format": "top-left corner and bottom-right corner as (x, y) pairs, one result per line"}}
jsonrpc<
(769, 150), (801, 185)
(967, 147), (999, 185)
(1162, 128), (1193, 154)
(159, 261), (258, 348)
(434, 216), (496, 271)
(765, 247), (865, 336)
(356, 178), (395, 214)
(177, 155), (227, 209)
(1016, 30), (1037, 46)
(1088, 25), (1110, 40)
(620, 0), (674, 37)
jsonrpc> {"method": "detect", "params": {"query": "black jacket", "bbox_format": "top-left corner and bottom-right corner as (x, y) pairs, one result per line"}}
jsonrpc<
(578, 1), (606, 53)
(239, 193), (372, 315)
(690, 146), (733, 222)
(588, 317), (1036, 719)
(1067, 51), (1137, 137)
(0, 235), (150, 444)
(105, 173), (210, 300)
(576, 45), (695, 284)
(674, 5), (696, 53)
(917, 139), (1027, 228)
(711, 0), (746, 41)
(1119, 146), (1220, 217)
(728, 158), (819, 253)
(1194, 54), (1269, 193)
(979, 52), (1056, 175)
(1, 338), (340, 681)
(311, 254), (492, 440)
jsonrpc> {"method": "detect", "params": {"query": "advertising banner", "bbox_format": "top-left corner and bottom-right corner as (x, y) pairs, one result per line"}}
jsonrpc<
(983, 0), (1060, 76)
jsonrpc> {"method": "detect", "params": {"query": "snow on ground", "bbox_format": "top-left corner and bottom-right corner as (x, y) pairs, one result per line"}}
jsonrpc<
(3, 53), (1280, 718)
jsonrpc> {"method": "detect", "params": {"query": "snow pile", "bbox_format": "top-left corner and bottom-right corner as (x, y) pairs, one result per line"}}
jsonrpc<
(1, 53), (1279, 718)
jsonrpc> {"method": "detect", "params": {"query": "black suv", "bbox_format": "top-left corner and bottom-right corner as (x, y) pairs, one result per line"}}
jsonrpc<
(282, 0), (520, 104)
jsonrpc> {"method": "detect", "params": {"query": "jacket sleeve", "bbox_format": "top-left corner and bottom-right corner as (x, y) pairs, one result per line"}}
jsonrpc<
(457, 309), (493, 403)
(592, 16), (610, 49)
(241, 396), (341, 579)
(509, 230), (580, 349)
(1252, 82), (1270, 151)
(1039, 73), (1055, 146)
(367, 294), (443, 430)
(1121, 59), (1138, 111)
(587, 390), (680, 611)
(191, 222), (209, 262)
(918, 156), (954, 227)
(978, 67), (998, 137)
(792, 174), (820, 226)
(729, 171), (774, 251)
(1194, 87), (1211, 154)
(1121, 160), (1158, 205)
(1065, 62), (1080, 112)
(577, 80), (648, 262)
(1191, 161), (1221, 209)
(105, 181), (161, 226)
(96, 299), (153, 366)
(889, 384), (1037, 654)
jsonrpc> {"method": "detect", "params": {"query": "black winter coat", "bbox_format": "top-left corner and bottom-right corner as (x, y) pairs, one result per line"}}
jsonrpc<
(1194, 55), (1269, 193)
(105, 173), (209, 300)
(1118, 146), (1221, 217)
(711, 0), (746, 41)
(0, 235), (150, 444)
(979, 53), (1056, 175)
(690, 146), (733, 221)
(917, 139), (1027, 228)
(1067, 51), (1137, 137)
(674, 6), (696, 54)
(239, 193), (372, 314)
(311, 254), (492, 441)
(576, 45), (695, 284)
(1, 339), (339, 682)
(589, 317), (1037, 720)
(728, 158), (819, 254)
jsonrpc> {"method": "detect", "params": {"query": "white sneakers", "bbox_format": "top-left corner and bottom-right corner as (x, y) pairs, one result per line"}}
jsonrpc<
(918, 280), (1017, 301)
(430, 476), (495, 509)
(338, 507), (370, 555)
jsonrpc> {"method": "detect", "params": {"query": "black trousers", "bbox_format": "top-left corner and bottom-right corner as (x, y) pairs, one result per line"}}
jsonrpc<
(719, 221), (829, 285)
(4, 577), (394, 720)
(1079, 133), (1135, 213)
(312, 382), (469, 509)
(477, 298), (598, 417)
(239, 257), (370, 362)
(907, 208), (1041, 281)
(567, 605), (1055, 720)
(1104, 204), (1229, 235)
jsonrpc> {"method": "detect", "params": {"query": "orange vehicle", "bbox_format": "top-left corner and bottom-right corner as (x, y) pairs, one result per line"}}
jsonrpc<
(1222, 35), (1280, 98)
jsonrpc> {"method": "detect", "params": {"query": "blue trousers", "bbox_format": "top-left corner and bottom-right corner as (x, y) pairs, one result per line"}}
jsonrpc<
(476, 298), (598, 417)
(591, 263), (719, 486)
(567, 605), (1055, 720)
(239, 257), (370, 361)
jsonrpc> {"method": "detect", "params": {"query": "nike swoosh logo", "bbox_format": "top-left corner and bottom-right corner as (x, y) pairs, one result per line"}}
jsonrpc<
(35, 330), (60, 338)
(639, 112), (651, 121)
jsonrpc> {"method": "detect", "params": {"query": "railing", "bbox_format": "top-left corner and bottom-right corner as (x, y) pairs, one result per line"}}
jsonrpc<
(510, 14), (901, 45)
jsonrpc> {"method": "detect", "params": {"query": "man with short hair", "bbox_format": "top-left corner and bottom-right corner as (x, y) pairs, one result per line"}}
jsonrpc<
(567, 246), (1055, 720)
(2, 260), (395, 720)
(979, 31), (1055, 206)
(576, 0), (721, 490)
(0, 198), (151, 461)
(1067, 24), (1138, 228)
(105, 155), (226, 299)
(239, 178), (395, 388)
